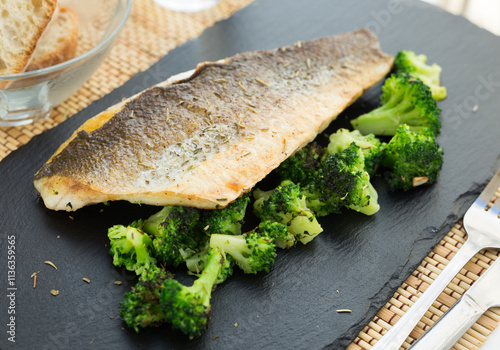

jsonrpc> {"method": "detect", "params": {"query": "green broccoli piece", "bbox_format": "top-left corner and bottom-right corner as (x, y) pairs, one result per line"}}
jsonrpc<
(120, 266), (173, 332)
(350, 73), (441, 136)
(201, 194), (250, 235)
(327, 128), (384, 176)
(258, 220), (296, 249)
(345, 169), (380, 215)
(187, 222), (291, 281)
(303, 144), (380, 216)
(394, 50), (447, 101)
(382, 124), (444, 191)
(185, 244), (234, 284)
(142, 206), (198, 236)
(129, 218), (144, 229)
(253, 180), (323, 244)
(160, 247), (223, 339)
(209, 222), (281, 274)
(276, 142), (325, 185)
(107, 225), (157, 276)
(142, 206), (205, 267)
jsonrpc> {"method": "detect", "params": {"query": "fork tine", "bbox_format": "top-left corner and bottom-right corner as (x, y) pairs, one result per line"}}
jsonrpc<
(491, 196), (500, 216)
(478, 168), (500, 205)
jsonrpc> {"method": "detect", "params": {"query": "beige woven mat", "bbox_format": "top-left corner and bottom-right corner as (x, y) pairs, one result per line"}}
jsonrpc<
(1, 0), (498, 348)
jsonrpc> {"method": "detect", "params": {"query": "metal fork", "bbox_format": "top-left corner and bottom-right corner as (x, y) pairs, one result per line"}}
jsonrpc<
(408, 203), (500, 349)
(371, 167), (500, 350)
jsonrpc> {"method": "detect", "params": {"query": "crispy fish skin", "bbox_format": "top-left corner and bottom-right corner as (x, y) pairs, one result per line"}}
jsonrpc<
(34, 29), (393, 211)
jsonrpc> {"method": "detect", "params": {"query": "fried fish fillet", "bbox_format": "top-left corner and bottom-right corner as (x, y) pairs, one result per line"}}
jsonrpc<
(34, 29), (393, 211)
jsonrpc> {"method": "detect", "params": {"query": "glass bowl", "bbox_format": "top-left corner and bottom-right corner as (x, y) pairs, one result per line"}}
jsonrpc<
(0, 0), (132, 126)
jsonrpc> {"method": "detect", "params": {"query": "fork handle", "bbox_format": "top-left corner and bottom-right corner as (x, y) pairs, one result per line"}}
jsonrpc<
(408, 294), (484, 350)
(371, 239), (480, 350)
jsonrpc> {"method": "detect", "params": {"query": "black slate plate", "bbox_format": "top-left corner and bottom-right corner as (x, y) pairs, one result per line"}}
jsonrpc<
(1, 0), (500, 349)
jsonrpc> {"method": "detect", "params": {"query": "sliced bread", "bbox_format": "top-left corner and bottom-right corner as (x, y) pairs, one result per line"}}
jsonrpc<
(0, 0), (58, 75)
(27, 6), (78, 71)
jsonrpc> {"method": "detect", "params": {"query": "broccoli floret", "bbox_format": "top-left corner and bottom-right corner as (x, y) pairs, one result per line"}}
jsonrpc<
(129, 218), (144, 229)
(108, 225), (157, 276)
(351, 73), (441, 136)
(253, 180), (323, 244)
(209, 222), (281, 274)
(120, 266), (173, 332)
(187, 222), (291, 280)
(160, 247), (223, 339)
(201, 194), (250, 235)
(345, 170), (380, 215)
(382, 124), (444, 191)
(303, 144), (380, 216)
(142, 206), (205, 267)
(394, 50), (447, 101)
(258, 220), (295, 249)
(276, 142), (325, 184)
(327, 128), (384, 176)
(253, 182), (321, 242)
(142, 206), (198, 236)
(185, 244), (234, 284)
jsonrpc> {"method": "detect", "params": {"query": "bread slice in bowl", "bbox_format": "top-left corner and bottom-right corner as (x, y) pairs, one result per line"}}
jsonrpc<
(0, 0), (59, 75)
(27, 6), (78, 71)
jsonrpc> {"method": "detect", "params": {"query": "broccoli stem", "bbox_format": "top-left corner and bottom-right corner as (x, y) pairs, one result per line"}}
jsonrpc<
(160, 247), (223, 338)
(210, 235), (251, 271)
(352, 97), (415, 136)
(188, 248), (222, 308)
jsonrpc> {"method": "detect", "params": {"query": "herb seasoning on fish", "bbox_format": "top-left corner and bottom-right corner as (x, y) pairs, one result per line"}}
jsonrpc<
(34, 29), (393, 211)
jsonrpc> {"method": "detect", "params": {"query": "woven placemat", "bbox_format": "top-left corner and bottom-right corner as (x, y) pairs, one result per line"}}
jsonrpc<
(0, 1), (498, 349)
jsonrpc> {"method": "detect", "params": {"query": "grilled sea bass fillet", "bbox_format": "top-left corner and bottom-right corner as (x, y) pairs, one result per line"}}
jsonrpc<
(34, 29), (393, 211)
